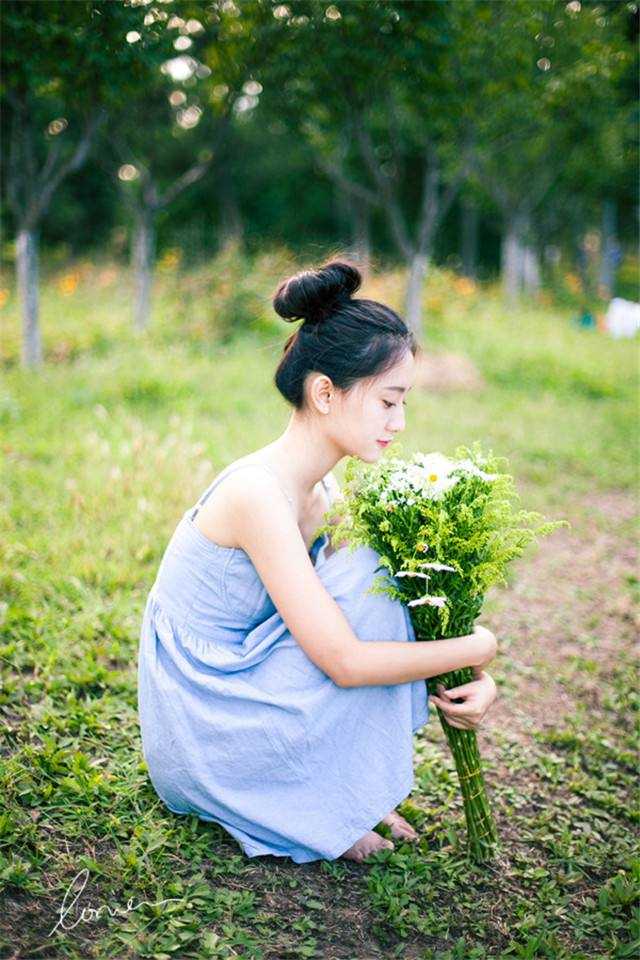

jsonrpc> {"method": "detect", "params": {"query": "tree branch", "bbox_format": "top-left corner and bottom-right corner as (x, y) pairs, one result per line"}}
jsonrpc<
(6, 109), (25, 221)
(384, 87), (404, 176)
(439, 140), (477, 226)
(314, 154), (380, 208)
(528, 167), (561, 213)
(414, 146), (440, 256)
(30, 107), (108, 225)
(36, 137), (63, 194)
(157, 158), (212, 209)
(352, 112), (413, 259)
(475, 164), (512, 211)
(157, 112), (231, 209)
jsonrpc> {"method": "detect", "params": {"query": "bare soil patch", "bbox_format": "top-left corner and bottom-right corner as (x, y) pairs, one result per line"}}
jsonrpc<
(480, 487), (638, 752)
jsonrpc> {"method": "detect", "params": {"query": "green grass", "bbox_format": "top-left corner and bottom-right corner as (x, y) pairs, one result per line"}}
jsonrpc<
(0, 253), (638, 958)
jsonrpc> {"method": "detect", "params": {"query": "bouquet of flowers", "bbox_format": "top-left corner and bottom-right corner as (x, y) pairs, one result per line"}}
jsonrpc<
(317, 441), (569, 862)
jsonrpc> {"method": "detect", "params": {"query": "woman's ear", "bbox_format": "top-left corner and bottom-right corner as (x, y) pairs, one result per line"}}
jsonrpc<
(308, 373), (333, 415)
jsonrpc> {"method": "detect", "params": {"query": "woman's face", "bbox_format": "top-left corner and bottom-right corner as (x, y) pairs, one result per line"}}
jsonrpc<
(332, 349), (416, 462)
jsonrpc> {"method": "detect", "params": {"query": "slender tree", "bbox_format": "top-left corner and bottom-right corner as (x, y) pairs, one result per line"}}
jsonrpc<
(462, 0), (632, 300)
(1, 0), (178, 366)
(106, 64), (232, 331)
(245, 1), (489, 336)
(108, 0), (285, 330)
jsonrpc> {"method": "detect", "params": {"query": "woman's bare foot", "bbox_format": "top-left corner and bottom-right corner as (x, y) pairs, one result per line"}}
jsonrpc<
(380, 810), (419, 841)
(340, 830), (395, 864)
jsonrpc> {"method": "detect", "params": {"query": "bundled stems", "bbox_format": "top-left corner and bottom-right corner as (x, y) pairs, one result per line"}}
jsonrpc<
(423, 660), (499, 863)
(320, 444), (567, 862)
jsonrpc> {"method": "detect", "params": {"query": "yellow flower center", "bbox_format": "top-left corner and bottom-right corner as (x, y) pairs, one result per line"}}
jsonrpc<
(428, 473), (438, 482)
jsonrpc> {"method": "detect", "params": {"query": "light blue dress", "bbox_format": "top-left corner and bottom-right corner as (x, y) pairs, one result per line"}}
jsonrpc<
(137, 462), (429, 864)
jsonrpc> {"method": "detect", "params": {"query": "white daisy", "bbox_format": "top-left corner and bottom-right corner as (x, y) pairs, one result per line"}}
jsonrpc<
(454, 458), (499, 482)
(407, 594), (448, 608)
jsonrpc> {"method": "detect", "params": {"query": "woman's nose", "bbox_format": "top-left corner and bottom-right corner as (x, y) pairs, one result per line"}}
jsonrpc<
(389, 405), (405, 432)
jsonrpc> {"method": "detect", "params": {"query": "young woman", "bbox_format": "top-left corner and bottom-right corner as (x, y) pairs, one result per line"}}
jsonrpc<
(137, 259), (498, 865)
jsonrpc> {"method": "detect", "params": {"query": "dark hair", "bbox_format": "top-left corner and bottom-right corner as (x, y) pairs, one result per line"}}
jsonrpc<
(273, 258), (418, 409)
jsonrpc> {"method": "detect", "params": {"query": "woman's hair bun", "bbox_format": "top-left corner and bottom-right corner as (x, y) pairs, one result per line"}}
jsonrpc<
(273, 259), (362, 324)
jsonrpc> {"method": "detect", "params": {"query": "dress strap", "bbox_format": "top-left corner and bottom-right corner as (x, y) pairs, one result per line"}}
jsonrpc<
(189, 461), (295, 521)
(320, 475), (332, 507)
(254, 463), (296, 506)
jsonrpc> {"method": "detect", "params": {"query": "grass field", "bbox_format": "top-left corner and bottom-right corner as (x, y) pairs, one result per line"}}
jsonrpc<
(1, 252), (638, 959)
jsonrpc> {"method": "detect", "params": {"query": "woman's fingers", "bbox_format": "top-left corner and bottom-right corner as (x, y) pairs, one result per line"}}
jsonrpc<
(430, 695), (457, 711)
(444, 716), (477, 730)
(440, 682), (476, 699)
(430, 695), (474, 717)
(430, 696), (482, 729)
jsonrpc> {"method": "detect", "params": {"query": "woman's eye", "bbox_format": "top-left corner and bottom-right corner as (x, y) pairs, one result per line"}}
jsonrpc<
(383, 400), (408, 409)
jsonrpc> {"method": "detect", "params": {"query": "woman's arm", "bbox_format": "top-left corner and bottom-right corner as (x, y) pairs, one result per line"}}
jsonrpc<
(320, 472), (499, 687)
(229, 468), (497, 689)
(340, 627), (497, 688)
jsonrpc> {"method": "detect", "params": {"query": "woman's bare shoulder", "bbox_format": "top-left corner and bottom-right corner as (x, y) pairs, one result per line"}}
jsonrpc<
(214, 453), (275, 485)
(193, 455), (287, 549)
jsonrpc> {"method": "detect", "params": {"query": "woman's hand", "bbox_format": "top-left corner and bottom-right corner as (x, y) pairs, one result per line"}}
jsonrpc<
(429, 668), (498, 730)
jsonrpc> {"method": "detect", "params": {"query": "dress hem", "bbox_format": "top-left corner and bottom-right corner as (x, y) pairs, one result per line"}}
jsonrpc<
(154, 714), (429, 865)
(236, 774), (416, 864)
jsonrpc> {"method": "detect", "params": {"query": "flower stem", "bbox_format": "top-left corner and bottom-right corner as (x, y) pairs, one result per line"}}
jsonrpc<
(425, 665), (499, 863)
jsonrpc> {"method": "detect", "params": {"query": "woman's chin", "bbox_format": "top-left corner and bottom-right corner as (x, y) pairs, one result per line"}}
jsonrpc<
(347, 444), (385, 464)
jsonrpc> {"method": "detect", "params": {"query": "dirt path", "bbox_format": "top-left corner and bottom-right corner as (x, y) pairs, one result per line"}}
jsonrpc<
(481, 487), (638, 751)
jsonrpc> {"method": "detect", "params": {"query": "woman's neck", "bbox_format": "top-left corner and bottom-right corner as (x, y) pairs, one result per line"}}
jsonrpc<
(260, 415), (341, 500)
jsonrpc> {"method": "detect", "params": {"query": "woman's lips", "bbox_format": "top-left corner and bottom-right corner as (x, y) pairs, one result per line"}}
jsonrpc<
(377, 440), (391, 447)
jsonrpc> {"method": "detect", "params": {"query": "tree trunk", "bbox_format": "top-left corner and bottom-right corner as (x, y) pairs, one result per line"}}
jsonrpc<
(460, 197), (479, 280)
(333, 176), (349, 235)
(351, 199), (370, 265)
(522, 244), (541, 294)
(17, 227), (42, 368)
(599, 198), (618, 299)
(520, 209), (541, 295)
(575, 232), (591, 301)
(335, 177), (371, 265)
(220, 188), (243, 245)
(404, 251), (429, 338)
(132, 208), (155, 332)
(501, 211), (526, 301)
(218, 158), (243, 246)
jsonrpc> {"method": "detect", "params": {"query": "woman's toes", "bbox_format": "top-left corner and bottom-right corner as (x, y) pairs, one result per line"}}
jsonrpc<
(341, 846), (364, 864)
(340, 830), (395, 863)
(381, 811), (419, 841)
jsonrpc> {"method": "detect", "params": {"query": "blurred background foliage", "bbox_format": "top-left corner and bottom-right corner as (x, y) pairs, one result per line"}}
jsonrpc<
(0, 0), (638, 366)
